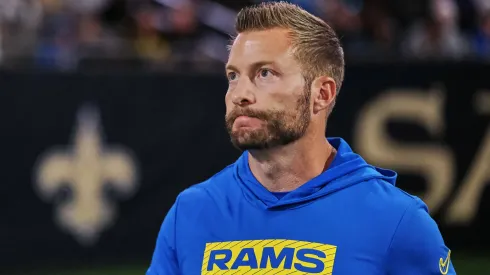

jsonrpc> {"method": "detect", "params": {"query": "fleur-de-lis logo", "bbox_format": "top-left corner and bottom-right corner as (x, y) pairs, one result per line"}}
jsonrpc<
(34, 104), (138, 246)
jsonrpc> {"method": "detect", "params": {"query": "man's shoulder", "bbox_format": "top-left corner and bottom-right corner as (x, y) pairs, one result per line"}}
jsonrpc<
(345, 179), (433, 252)
(360, 178), (429, 219)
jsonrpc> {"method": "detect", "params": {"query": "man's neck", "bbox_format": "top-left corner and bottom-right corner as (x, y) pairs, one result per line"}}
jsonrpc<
(248, 135), (335, 192)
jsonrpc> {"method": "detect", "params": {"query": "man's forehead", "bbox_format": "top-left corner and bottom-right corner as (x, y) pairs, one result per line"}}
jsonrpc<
(232, 29), (291, 53)
(227, 29), (294, 69)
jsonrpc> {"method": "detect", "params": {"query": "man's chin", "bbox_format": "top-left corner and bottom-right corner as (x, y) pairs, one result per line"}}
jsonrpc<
(235, 144), (265, 151)
(229, 132), (303, 151)
(230, 137), (269, 151)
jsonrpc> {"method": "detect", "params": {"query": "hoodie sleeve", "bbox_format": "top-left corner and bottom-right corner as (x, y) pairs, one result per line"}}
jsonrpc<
(386, 198), (456, 274)
(146, 203), (179, 275)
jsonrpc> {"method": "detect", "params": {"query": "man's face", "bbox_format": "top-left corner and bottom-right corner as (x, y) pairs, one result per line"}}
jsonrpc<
(225, 28), (311, 151)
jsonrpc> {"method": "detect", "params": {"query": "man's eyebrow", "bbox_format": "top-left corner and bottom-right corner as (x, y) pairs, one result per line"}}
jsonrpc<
(225, 64), (239, 73)
(225, 61), (276, 73)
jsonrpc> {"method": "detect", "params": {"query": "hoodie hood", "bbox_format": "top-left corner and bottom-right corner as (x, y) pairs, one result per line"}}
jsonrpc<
(234, 137), (397, 210)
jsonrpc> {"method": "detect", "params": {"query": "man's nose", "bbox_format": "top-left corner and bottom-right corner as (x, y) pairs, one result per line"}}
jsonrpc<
(231, 80), (256, 107)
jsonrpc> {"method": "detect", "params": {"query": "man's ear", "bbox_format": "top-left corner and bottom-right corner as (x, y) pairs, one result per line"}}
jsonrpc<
(311, 76), (336, 114)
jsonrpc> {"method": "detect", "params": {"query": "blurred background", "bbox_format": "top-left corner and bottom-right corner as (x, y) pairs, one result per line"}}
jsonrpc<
(1, 0), (490, 274)
(2, 0), (490, 69)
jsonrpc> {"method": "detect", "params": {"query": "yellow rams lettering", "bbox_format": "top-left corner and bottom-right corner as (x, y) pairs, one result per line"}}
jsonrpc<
(201, 239), (337, 274)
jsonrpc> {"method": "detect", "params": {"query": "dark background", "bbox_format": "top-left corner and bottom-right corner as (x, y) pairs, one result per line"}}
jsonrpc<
(1, 63), (490, 274)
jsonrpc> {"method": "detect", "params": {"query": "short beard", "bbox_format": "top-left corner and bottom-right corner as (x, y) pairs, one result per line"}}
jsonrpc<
(225, 90), (311, 151)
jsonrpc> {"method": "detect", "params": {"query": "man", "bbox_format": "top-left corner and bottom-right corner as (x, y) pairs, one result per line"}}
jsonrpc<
(147, 2), (456, 274)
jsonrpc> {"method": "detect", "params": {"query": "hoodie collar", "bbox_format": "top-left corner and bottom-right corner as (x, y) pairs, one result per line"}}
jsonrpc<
(234, 137), (397, 209)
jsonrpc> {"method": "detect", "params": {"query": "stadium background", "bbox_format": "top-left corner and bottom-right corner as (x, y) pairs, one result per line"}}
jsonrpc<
(1, 0), (490, 274)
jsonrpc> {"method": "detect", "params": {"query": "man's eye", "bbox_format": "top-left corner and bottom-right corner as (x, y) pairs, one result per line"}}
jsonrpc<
(259, 69), (272, 78)
(226, 72), (237, 80)
(228, 72), (237, 81)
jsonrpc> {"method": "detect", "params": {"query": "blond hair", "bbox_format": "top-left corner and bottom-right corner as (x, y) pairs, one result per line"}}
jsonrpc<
(234, 1), (345, 97)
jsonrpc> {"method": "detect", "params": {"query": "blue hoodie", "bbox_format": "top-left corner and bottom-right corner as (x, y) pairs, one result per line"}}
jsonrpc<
(147, 138), (456, 274)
